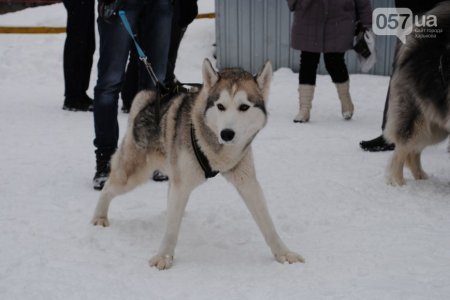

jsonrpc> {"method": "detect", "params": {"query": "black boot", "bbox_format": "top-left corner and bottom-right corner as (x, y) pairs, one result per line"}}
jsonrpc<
(63, 95), (93, 112)
(359, 135), (395, 152)
(152, 170), (169, 182)
(93, 150), (114, 190)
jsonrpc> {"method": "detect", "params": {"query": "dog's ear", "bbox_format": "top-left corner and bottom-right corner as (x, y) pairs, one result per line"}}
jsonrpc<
(255, 60), (272, 97)
(202, 58), (219, 89)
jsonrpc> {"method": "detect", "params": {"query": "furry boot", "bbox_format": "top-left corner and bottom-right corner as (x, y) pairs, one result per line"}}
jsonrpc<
(335, 81), (354, 120)
(293, 84), (315, 123)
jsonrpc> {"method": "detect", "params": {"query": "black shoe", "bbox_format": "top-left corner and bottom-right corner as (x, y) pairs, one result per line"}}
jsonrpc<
(152, 170), (169, 182)
(93, 151), (113, 190)
(121, 105), (130, 114)
(63, 95), (93, 112)
(360, 135), (395, 152)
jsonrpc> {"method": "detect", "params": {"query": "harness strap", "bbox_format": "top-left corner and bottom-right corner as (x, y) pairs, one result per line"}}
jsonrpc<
(190, 125), (219, 179)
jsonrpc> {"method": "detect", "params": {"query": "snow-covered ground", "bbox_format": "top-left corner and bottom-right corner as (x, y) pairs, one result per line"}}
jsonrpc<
(1, 3), (450, 300)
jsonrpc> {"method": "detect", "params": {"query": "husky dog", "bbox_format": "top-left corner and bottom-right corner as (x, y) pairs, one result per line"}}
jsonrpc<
(91, 59), (304, 269)
(384, 2), (450, 186)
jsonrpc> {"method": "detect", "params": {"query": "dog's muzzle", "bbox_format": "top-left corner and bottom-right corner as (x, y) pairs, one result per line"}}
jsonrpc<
(220, 129), (235, 144)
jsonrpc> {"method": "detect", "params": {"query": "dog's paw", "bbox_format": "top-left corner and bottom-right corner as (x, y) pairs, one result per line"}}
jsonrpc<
(91, 216), (110, 227)
(386, 176), (406, 186)
(149, 254), (174, 270)
(414, 171), (429, 180)
(274, 250), (305, 264)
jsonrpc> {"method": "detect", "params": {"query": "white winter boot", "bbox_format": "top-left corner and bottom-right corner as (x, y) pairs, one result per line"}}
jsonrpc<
(335, 81), (354, 120)
(293, 84), (315, 123)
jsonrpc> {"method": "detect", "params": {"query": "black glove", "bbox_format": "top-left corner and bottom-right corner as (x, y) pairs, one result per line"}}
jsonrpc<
(98, 0), (123, 23)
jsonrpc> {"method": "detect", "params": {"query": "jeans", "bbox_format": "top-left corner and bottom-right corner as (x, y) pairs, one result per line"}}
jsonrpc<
(62, 0), (95, 99)
(121, 0), (189, 109)
(299, 52), (349, 85)
(93, 0), (173, 153)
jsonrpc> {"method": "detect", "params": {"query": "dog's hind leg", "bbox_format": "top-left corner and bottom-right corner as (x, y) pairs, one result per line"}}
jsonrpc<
(92, 147), (154, 227)
(224, 151), (304, 264)
(405, 151), (429, 181)
(387, 146), (408, 186)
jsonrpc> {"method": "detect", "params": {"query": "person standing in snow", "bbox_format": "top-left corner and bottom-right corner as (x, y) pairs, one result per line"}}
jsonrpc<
(359, 0), (450, 152)
(92, 0), (173, 190)
(287, 0), (373, 123)
(62, 0), (95, 111)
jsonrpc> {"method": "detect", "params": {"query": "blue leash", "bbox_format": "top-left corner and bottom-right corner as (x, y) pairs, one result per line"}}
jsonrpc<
(118, 10), (161, 89)
(118, 10), (163, 123)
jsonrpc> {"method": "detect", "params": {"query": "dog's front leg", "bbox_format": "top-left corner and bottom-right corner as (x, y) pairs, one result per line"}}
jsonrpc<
(224, 151), (304, 264)
(150, 181), (192, 270)
(387, 147), (407, 186)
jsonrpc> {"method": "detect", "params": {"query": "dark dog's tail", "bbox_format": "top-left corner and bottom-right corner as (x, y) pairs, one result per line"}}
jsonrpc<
(128, 90), (157, 122)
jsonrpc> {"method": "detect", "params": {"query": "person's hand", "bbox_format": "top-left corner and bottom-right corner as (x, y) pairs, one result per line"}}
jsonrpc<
(98, 0), (123, 23)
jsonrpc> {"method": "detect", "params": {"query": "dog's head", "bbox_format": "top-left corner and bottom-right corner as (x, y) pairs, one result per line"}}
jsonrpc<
(201, 59), (272, 146)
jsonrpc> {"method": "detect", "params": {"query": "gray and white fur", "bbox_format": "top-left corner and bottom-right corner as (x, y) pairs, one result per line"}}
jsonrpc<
(384, 2), (450, 186)
(91, 59), (304, 269)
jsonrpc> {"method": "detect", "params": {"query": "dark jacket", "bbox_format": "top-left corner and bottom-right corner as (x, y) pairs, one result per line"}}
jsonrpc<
(395, 0), (448, 15)
(288, 0), (372, 52)
(178, 0), (198, 28)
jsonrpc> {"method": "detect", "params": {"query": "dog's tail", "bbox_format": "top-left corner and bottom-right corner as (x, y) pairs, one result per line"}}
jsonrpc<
(128, 90), (157, 122)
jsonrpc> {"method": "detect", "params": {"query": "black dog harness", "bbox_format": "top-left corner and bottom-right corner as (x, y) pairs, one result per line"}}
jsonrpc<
(190, 125), (219, 179)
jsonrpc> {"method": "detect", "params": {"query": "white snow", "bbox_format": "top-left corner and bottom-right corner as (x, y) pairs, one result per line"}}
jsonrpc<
(1, 2), (450, 300)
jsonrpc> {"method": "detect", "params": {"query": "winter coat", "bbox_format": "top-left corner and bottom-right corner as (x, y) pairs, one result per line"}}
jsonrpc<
(395, 0), (448, 15)
(177, 0), (198, 28)
(288, 0), (373, 53)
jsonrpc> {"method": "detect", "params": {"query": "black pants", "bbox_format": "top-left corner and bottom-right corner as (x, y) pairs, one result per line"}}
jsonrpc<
(62, 0), (95, 99)
(121, 0), (187, 108)
(299, 52), (349, 85)
(165, 0), (187, 84)
(121, 48), (139, 109)
(381, 41), (401, 131)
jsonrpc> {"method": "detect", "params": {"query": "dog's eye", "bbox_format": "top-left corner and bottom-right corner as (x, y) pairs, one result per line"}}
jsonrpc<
(239, 104), (250, 112)
(217, 104), (226, 111)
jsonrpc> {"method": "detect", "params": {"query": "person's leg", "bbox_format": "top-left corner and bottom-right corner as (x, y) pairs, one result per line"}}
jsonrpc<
(324, 52), (354, 120)
(62, 0), (95, 111)
(138, 0), (173, 91)
(81, 0), (95, 99)
(121, 48), (139, 113)
(359, 86), (395, 151)
(165, 0), (185, 86)
(139, 0), (173, 182)
(93, 1), (142, 189)
(294, 51), (320, 123)
(359, 41), (402, 151)
(323, 52), (349, 83)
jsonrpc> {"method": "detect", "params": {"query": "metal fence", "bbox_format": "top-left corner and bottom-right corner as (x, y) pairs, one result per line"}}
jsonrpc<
(215, 0), (397, 76)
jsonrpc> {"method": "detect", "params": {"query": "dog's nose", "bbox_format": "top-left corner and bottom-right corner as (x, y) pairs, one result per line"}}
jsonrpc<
(220, 129), (235, 142)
